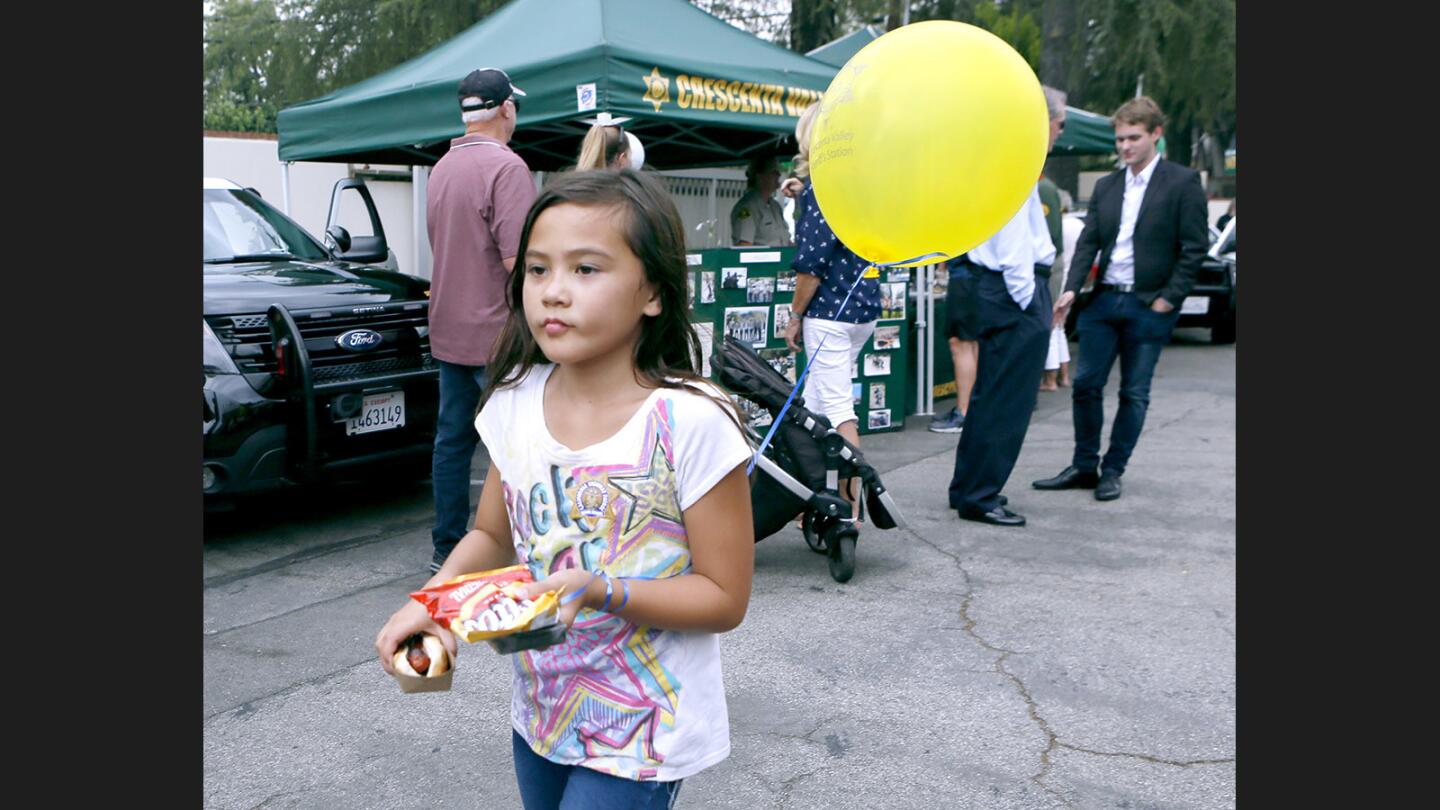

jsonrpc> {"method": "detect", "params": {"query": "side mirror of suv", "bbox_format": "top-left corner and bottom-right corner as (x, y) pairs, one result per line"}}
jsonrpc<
(324, 178), (390, 264)
(326, 225), (352, 253)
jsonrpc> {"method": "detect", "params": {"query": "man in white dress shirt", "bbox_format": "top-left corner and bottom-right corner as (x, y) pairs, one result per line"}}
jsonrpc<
(1034, 96), (1208, 502)
(946, 86), (1068, 527)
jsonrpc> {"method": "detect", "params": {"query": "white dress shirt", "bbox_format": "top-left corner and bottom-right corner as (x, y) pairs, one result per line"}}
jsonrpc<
(968, 185), (1057, 310)
(1104, 154), (1159, 285)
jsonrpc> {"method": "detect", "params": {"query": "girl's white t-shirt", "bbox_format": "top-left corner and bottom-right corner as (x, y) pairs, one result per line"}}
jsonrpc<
(475, 364), (752, 782)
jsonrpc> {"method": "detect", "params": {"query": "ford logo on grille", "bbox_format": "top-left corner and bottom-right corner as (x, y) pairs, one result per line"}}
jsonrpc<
(335, 329), (384, 352)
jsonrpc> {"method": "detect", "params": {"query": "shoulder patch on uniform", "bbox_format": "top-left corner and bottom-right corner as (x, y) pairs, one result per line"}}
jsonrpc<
(737, 207), (751, 219)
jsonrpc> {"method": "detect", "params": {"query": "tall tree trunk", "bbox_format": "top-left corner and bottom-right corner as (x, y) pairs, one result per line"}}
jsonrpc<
(885, 0), (904, 30)
(1040, 0), (1081, 201)
(790, 0), (839, 53)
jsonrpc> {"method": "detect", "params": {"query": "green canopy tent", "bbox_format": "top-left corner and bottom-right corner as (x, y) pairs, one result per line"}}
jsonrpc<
(804, 23), (1116, 156)
(277, 0), (837, 171)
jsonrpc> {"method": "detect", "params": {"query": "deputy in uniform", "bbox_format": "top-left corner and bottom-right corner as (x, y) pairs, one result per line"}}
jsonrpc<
(730, 155), (794, 246)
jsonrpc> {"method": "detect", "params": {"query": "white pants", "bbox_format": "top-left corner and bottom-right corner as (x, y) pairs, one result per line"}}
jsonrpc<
(801, 317), (876, 428)
(1044, 325), (1070, 371)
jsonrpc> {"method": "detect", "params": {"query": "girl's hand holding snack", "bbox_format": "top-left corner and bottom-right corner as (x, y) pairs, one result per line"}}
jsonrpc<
(375, 598), (457, 677)
(513, 568), (607, 629)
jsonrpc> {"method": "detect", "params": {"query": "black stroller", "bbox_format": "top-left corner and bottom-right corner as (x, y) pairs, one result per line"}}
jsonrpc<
(715, 337), (907, 583)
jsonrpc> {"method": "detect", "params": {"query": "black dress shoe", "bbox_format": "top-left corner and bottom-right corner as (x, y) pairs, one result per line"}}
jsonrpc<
(1032, 466), (1099, 490)
(959, 505), (1026, 526)
(1095, 474), (1122, 501)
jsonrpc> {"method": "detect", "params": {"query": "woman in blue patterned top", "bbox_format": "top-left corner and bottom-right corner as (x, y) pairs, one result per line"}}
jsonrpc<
(780, 102), (882, 516)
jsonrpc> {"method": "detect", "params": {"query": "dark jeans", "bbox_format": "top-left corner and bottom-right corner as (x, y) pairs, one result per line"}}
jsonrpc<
(1071, 290), (1182, 477)
(948, 271), (1051, 512)
(512, 731), (684, 810)
(431, 359), (488, 565)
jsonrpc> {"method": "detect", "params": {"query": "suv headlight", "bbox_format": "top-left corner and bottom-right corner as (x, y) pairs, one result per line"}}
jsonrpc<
(204, 320), (241, 375)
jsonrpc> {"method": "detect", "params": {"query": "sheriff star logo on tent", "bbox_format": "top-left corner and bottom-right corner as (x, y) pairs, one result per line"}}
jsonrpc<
(642, 67), (671, 112)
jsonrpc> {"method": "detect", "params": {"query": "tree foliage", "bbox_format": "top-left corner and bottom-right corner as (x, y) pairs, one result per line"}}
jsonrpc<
(202, 0), (1235, 178)
(203, 0), (507, 133)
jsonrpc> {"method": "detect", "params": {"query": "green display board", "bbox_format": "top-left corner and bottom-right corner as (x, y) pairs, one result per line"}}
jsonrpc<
(685, 247), (907, 435)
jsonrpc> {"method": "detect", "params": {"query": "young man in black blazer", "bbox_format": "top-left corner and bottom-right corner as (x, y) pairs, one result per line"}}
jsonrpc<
(1035, 96), (1209, 502)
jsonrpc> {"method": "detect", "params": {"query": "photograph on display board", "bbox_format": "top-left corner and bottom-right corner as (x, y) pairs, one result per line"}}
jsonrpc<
(851, 382), (862, 406)
(932, 272), (948, 297)
(699, 271), (716, 304)
(687, 272), (695, 306)
(721, 266), (747, 290)
(888, 268), (910, 282)
(879, 282), (907, 320)
(694, 322), (715, 377)
(776, 270), (797, 292)
(758, 348), (796, 383)
(868, 382), (886, 409)
(873, 325), (900, 350)
(863, 353), (892, 376)
(734, 395), (772, 429)
(868, 409), (892, 430)
(747, 277), (775, 304)
(723, 306), (770, 348)
(773, 305), (792, 338)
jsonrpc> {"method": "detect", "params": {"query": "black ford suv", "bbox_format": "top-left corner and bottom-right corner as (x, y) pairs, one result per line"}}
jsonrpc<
(203, 177), (439, 498)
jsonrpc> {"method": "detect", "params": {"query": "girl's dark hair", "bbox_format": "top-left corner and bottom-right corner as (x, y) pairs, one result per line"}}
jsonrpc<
(481, 169), (748, 438)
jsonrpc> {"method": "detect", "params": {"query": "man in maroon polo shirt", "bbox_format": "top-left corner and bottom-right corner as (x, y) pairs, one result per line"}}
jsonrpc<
(426, 67), (537, 573)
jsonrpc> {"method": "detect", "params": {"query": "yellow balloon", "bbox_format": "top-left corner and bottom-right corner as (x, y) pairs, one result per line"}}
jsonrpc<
(809, 21), (1049, 266)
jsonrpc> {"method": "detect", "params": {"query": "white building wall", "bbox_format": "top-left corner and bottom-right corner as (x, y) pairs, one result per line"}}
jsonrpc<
(203, 134), (419, 277)
(205, 134), (780, 276)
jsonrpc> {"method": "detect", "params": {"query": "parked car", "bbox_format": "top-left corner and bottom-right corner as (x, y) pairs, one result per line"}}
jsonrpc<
(1179, 217), (1235, 343)
(203, 177), (439, 499)
(1063, 213), (1236, 344)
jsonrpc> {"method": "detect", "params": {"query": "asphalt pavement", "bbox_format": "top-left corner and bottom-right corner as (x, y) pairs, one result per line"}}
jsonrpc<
(203, 328), (1235, 810)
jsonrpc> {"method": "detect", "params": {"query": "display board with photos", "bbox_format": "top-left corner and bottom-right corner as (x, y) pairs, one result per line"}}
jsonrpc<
(685, 247), (908, 435)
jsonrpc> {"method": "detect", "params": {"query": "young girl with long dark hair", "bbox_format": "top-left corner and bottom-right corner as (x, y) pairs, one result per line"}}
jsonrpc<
(376, 169), (754, 809)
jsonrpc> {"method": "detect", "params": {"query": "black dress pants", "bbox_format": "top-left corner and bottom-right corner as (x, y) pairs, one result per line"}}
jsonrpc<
(948, 269), (1051, 513)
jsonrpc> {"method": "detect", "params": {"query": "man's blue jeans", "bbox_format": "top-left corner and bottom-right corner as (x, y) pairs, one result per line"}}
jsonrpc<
(512, 731), (683, 809)
(1071, 290), (1181, 477)
(432, 360), (487, 567)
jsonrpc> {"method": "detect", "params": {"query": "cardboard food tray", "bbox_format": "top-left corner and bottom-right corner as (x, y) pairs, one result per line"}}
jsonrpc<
(391, 657), (455, 693)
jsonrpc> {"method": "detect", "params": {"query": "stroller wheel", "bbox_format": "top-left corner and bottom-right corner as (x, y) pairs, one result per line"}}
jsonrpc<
(802, 512), (827, 554)
(826, 526), (858, 583)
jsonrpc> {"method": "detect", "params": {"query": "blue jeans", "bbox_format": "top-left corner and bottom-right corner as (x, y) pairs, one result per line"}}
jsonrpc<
(431, 360), (488, 565)
(1071, 291), (1182, 477)
(512, 731), (684, 810)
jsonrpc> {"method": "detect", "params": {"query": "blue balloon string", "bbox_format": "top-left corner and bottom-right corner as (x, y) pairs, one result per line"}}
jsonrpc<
(745, 252), (942, 475)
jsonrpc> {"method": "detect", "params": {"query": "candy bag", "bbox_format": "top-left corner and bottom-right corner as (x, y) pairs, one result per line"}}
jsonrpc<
(409, 564), (562, 644)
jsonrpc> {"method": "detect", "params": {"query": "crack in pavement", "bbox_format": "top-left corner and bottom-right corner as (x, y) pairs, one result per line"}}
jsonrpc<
(905, 528), (1069, 803)
(206, 570), (423, 637)
(908, 526), (1228, 805)
(206, 655), (375, 723)
(751, 716), (841, 809)
(1052, 742), (1235, 767)
(205, 518), (431, 589)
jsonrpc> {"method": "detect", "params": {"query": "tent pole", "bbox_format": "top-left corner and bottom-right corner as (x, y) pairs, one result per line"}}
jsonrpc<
(925, 263), (935, 416)
(708, 179), (718, 248)
(921, 265), (933, 412)
(412, 166), (431, 279)
(280, 161), (293, 216)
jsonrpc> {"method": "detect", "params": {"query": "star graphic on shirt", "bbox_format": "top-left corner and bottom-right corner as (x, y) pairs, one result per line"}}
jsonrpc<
(608, 436), (683, 536)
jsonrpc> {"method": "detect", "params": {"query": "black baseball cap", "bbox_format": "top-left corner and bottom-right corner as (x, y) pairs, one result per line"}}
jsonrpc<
(457, 68), (527, 111)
